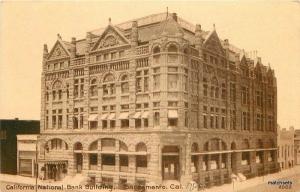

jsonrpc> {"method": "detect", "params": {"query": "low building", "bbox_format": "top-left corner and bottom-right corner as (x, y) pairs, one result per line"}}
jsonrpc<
(17, 135), (38, 177)
(294, 129), (300, 165)
(277, 126), (294, 169)
(0, 119), (40, 174)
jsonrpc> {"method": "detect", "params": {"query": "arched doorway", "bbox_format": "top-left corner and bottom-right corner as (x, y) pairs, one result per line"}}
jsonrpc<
(162, 146), (180, 180)
(74, 142), (83, 173)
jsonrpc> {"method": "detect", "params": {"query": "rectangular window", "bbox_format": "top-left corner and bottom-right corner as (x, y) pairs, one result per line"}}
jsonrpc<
(102, 120), (107, 129)
(168, 74), (178, 90)
(135, 119), (141, 128)
(153, 75), (160, 91)
(154, 112), (160, 126)
(121, 119), (129, 128)
(168, 119), (177, 126)
(110, 120), (115, 128)
(203, 115), (207, 128)
(144, 119), (148, 128)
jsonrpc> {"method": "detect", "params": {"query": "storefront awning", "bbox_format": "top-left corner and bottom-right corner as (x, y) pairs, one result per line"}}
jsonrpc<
(88, 114), (98, 121)
(101, 113), (109, 120)
(119, 112), (129, 119)
(108, 113), (116, 120)
(141, 111), (149, 118)
(168, 110), (178, 118)
(133, 112), (141, 119)
(40, 160), (68, 165)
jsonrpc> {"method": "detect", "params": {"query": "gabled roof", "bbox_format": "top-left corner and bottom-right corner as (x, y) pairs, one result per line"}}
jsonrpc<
(47, 38), (71, 60)
(203, 30), (226, 55)
(158, 14), (184, 37)
(91, 24), (130, 51)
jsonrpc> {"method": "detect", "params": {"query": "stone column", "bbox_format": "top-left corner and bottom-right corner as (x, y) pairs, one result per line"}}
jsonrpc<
(83, 153), (89, 171)
(115, 140), (120, 172)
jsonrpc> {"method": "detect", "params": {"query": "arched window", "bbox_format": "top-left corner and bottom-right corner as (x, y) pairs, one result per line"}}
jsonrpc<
(49, 138), (68, 150)
(90, 79), (98, 97)
(168, 44), (178, 52)
(191, 143), (199, 152)
(89, 141), (98, 151)
(120, 75), (129, 94)
(52, 81), (63, 101)
(183, 48), (189, 54)
(241, 139), (250, 149)
(45, 86), (49, 101)
(153, 46), (160, 54)
(136, 142), (147, 152)
(74, 142), (83, 150)
(103, 74), (115, 96)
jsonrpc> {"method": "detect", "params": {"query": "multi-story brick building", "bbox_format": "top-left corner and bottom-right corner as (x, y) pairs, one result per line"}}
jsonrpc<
(294, 129), (300, 165)
(277, 126), (294, 170)
(38, 12), (278, 188)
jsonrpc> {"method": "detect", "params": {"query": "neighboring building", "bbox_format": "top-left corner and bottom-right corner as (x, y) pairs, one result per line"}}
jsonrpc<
(17, 134), (38, 177)
(0, 119), (39, 174)
(295, 129), (300, 165)
(38, 12), (278, 188)
(277, 126), (294, 170)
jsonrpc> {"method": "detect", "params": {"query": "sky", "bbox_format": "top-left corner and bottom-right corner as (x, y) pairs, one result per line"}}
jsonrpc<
(0, 1), (299, 129)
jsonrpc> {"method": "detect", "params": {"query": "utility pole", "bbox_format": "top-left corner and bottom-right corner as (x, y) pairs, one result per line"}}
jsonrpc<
(35, 136), (39, 192)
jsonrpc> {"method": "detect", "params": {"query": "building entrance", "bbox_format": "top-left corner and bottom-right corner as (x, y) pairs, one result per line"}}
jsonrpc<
(76, 153), (83, 173)
(162, 146), (180, 180)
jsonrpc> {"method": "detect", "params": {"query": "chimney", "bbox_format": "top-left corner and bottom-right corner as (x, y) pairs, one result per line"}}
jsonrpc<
(86, 32), (92, 52)
(195, 24), (204, 54)
(43, 44), (48, 57)
(223, 39), (229, 49)
(70, 37), (76, 58)
(171, 13), (177, 22)
(131, 21), (138, 47)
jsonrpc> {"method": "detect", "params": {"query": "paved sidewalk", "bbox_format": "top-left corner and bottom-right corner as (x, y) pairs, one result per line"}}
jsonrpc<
(202, 166), (300, 192)
(0, 166), (299, 192)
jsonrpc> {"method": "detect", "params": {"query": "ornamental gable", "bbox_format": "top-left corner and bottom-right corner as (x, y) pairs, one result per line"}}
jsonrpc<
(203, 31), (225, 56)
(91, 25), (130, 51)
(47, 41), (70, 60)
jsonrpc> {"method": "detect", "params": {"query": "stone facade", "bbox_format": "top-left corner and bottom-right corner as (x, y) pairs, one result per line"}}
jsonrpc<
(294, 130), (300, 165)
(38, 12), (278, 188)
(277, 126), (294, 170)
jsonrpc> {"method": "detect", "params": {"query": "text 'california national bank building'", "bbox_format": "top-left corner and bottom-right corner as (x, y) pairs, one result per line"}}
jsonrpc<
(38, 12), (279, 188)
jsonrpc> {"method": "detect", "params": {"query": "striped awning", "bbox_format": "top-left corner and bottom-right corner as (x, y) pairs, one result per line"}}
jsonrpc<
(88, 114), (98, 121)
(133, 112), (141, 119)
(41, 160), (68, 165)
(108, 113), (116, 120)
(141, 111), (149, 118)
(119, 112), (129, 119)
(168, 110), (178, 118)
(100, 113), (109, 120)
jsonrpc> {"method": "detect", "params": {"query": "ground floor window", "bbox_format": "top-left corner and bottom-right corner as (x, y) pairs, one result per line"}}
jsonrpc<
(19, 159), (32, 176)
(191, 156), (198, 173)
(102, 154), (115, 166)
(136, 156), (147, 167)
(89, 154), (98, 170)
(120, 155), (128, 166)
(256, 151), (263, 163)
(242, 152), (250, 165)
(102, 177), (113, 188)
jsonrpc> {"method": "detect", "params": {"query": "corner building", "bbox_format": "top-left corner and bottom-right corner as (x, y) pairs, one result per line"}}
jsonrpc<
(38, 12), (278, 187)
